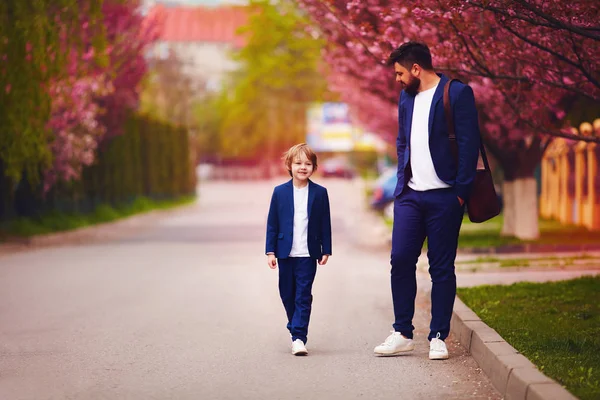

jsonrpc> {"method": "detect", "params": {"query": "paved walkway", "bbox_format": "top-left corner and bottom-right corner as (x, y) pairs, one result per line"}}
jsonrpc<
(0, 178), (596, 399)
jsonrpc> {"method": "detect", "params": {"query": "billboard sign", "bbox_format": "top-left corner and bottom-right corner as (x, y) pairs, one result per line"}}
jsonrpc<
(306, 102), (355, 152)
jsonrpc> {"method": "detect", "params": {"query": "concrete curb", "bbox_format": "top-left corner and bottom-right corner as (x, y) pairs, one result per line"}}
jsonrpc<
(451, 297), (578, 400)
(458, 243), (600, 254)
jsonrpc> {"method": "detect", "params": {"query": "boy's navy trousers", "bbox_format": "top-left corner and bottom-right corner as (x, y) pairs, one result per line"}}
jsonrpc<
(278, 257), (317, 344)
(390, 186), (464, 341)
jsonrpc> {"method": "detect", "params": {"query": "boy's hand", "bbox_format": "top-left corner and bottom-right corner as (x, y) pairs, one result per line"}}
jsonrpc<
(318, 255), (329, 265)
(267, 254), (277, 269)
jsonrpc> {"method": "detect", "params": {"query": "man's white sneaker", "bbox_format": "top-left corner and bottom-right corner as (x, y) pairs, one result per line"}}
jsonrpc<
(291, 339), (308, 356)
(374, 331), (415, 356)
(429, 334), (449, 360)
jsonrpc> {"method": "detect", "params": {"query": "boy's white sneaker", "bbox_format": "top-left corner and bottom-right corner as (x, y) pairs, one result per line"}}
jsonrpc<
(374, 331), (415, 356)
(429, 334), (449, 360)
(291, 339), (308, 356)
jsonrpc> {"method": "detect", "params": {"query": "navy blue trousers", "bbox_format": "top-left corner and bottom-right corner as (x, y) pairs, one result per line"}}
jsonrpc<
(278, 257), (317, 344)
(390, 187), (464, 341)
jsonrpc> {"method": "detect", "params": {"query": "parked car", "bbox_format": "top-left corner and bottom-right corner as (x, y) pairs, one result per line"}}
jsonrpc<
(370, 167), (397, 219)
(321, 157), (355, 178)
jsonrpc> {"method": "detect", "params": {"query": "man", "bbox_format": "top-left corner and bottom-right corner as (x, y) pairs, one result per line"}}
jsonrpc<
(374, 42), (480, 360)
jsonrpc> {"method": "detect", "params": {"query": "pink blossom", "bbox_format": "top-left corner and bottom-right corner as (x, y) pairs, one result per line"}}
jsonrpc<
(296, 0), (599, 152)
(42, 0), (158, 190)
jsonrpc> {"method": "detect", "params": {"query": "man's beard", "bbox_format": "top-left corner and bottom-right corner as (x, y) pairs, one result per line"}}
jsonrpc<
(403, 75), (421, 96)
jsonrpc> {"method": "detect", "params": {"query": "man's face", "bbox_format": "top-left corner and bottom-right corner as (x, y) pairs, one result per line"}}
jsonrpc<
(394, 62), (421, 96)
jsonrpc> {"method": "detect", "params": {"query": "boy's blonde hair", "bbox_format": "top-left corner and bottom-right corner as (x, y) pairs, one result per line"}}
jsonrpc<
(283, 143), (318, 176)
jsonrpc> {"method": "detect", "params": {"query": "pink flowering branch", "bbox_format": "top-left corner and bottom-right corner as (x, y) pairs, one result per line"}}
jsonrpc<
(43, 0), (159, 190)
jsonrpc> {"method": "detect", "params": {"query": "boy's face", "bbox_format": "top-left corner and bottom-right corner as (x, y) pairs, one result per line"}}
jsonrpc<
(290, 152), (314, 182)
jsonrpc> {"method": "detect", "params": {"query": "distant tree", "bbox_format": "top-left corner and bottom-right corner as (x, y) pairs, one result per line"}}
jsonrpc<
(212, 0), (329, 161)
(141, 52), (197, 126)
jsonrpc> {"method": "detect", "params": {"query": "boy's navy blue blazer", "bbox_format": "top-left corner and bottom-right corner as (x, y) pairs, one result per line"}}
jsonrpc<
(265, 179), (332, 260)
(394, 74), (481, 202)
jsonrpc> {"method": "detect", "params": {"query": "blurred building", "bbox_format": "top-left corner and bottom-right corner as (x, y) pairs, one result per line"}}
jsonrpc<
(142, 0), (247, 11)
(540, 119), (600, 231)
(145, 1), (247, 92)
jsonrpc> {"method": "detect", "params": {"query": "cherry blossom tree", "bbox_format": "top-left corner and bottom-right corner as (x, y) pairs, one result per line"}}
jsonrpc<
(0, 0), (107, 186)
(0, 1), (158, 194)
(43, 0), (159, 190)
(296, 0), (600, 239)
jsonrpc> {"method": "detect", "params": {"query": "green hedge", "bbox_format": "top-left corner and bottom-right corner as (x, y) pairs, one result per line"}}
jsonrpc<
(0, 113), (196, 221)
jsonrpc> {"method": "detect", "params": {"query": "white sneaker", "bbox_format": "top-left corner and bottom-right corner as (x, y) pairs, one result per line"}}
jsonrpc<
(429, 333), (449, 360)
(374, 331), (415, 356)
(291, 339), (308, 356)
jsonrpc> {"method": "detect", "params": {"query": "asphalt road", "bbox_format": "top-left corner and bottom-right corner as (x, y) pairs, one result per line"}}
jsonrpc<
(0, 179), (501, 400)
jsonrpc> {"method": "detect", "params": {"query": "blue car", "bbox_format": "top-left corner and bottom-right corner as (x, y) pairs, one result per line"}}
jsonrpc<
(370, 167), (503, 220)
(370, 168), (398, 218)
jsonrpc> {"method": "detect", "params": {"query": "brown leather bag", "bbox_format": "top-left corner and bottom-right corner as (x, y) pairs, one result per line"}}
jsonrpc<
(444, 79), (500, 223)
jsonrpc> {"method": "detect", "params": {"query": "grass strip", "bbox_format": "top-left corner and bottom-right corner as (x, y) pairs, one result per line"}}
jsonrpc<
(457, 276), (600, 400)
(459, 215), (600, 249)
(0, 195), (196, 239)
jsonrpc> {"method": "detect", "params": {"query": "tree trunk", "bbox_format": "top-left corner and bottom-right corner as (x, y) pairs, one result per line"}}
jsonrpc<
(485, 136), (549, 240)
(501, 180), (516, 236)
(501, 177), (539, 239)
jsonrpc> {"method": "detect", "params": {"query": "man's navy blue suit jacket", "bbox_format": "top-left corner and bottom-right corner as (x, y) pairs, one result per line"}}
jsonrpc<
(394, 74), (481, 201)
(265, 179), (332, 260)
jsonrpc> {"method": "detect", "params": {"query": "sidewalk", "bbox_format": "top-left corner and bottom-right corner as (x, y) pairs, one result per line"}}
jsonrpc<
(460, 242), (600, 254)
(360, 188), (597, 400)
(0, 179), (504, 400)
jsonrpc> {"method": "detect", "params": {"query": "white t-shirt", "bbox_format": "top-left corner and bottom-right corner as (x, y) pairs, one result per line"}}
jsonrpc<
(408, 84), (451, 191)
(289, 184), (310, 257)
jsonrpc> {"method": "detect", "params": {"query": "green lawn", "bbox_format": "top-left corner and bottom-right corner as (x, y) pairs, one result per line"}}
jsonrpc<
(457, 276), (600, 400)
(459, 215), (600, 249)
(0, 195), (196, 239)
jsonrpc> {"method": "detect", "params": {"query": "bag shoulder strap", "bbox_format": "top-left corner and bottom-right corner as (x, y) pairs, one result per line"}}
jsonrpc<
(443, 79), (492, 171)
(443, 79), (459, 142)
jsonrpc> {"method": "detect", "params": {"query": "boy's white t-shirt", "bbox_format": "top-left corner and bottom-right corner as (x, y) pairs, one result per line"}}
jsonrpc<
(407, 84), (451, 191)
(289, 184), (310, 257)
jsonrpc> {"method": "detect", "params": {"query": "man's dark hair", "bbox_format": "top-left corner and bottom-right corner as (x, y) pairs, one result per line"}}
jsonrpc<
(386, 42), (434, 70)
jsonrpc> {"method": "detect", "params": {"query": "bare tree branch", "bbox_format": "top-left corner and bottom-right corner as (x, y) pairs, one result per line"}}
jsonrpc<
(439, 66), (597, 99)
(501, 22), (600, 90)
(497, 83), (600, 143)
(310, 1), (384, 65)
(511, 0), (600, 39)
(467, 0), (600, 40)
(537, 127), (600, 143)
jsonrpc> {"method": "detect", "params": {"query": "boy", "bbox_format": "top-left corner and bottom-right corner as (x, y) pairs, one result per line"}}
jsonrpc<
(265, 143), (332, 356)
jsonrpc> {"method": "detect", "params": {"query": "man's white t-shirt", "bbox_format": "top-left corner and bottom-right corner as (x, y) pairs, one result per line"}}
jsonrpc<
(407, 84), (451, 191)
(289, 184), (310, 257)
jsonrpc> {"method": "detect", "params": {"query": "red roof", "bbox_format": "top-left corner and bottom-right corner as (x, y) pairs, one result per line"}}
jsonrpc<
(148, 5), (247, 48)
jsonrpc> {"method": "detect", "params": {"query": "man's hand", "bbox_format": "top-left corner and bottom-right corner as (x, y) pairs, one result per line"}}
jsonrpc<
(457, 196), (464, 206)
(267, 254), (277, 269)
(318, 255), (329, 265)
